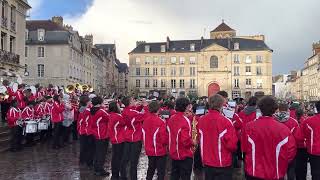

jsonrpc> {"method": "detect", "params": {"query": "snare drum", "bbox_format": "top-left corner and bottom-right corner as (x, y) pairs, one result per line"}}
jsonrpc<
(25, 121), (38, 134)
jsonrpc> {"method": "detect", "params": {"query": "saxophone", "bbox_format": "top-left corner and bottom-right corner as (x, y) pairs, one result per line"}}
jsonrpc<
(192, 115), (198, 152)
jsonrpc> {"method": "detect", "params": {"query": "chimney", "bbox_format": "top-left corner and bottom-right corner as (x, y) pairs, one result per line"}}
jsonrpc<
(166, 36), (170, 50)
(313, 42), (320, 55)
(85, 34), (93, 46)
(200, 36), (204, 47)
(52, 16), (63, 27)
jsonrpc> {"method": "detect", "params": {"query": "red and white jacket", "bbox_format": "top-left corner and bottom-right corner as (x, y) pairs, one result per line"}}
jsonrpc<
(301, 114), (320, 155)
(77, 107), (91, 136)
(44, 102), (53, 116)
(122, 106), (145, 142)
(242, 116), (296, 179)
(282, 117), (302, 143)
(51, 101), (65, 123)
(198, 110), (238, 167)
(91, 108), (109, 140)
(108, 112), (126, 144)
(233, 110), (256, 132)
(7, 107), (21, 128)
(34, 103), (44, 119)
(15, 90), (25, 109)
(21, 106), (34, 120)
(167, 112), (193, 160)
(142, 113), (168, 156)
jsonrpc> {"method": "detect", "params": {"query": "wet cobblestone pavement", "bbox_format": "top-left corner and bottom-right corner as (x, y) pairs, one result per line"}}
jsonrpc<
(0, 140), (312, 180)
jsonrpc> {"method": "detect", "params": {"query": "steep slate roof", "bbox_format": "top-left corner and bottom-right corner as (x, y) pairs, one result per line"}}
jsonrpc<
(26, 20), (66, 31)
(118, 63), (128, 73)
(26, 31), (70, 45)
(130, 38), (272, 54)
(211, 22), (235, 32)
(95, 44), (116, 56)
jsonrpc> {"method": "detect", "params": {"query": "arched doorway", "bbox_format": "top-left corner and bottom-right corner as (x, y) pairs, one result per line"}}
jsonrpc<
(208, 83), (220, 97)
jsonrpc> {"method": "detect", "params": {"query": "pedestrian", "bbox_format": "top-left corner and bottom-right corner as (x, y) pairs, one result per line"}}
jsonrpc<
(7, 99), (23, 152)
(242, 96), (297, 180)
(301, 101), (320, 180)
(61, 94), (74, 145)
(108, 101), (127, 180)
(198, 94), (238, 180)
(90, 96), (110, 176)
(167, 97), (195, 180)
(0, 80), (14, 123)
(142, 101), (168, 180)
(51, 95), (65, 149)
(295, 108), (308, 180)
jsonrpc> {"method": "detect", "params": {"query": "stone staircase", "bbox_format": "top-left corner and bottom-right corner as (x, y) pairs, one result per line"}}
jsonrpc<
(0, 122), (10, 152)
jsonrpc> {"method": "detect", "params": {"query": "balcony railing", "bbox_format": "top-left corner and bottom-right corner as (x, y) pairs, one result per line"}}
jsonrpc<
(0, 49), (20, 65)
(10, 21), (16, 32)
(1, 17), (7, 28)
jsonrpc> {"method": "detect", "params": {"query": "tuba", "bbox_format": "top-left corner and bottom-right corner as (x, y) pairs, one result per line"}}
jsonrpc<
(65, 84), (75, 94)
(82, 84), (89, 92)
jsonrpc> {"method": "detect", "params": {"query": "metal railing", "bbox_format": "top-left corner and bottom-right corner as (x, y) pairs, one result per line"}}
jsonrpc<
(0, 49), (20, 65)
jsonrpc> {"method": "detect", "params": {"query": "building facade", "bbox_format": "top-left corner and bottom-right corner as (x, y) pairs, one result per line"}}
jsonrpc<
(129, 21), (273, 98)
(0, 0), (30, 80)
(25, 16), (128, 95)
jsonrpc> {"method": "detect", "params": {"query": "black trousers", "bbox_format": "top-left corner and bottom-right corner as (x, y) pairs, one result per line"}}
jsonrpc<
(10, 126), (23, 151)
(52, 122), (63, 148)
(111, 143), (126, 179)
(25, 133), (35, 146)
(296, 148), (308, 180)
(62, 125), (71, 143)
(204, 166), (232, 180)
(122, 141), (142, 180)
(146, 155), (167, 180)
(170, 157), (193, 180)
(71, 121), (78, 140)
(193, 146), (203, 170)
(309, 154), (320, 180)
(79, 135), (95, 166)
(1, 102), (10, 122)
(246, 175), (284, 180)
(94, 139), (109, 172)
(287, 157), (296, 180)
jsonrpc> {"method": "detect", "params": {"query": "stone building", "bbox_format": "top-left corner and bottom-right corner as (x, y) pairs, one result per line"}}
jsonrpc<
(128, 21), (273, 98)
(0, 0), (30, 80)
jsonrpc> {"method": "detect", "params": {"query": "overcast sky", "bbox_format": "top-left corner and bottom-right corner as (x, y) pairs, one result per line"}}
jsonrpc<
(29, 0), (320, 74)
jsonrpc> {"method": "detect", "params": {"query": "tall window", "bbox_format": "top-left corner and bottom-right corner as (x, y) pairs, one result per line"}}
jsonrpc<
(170, 57), (177, 64)
(171, 67), (176, 76)
(10, 6), (16, 31)
(161, 79), (166, 87)
(179, 67), (184, 76)
(135, 57), (141, 64)
(25, 29), (28, 41)
(145, 57), (151, 65)
(25, 47), (28, 57)
(38, 47), (45, 57)
(179, 79), (185, 88)
(153, 68), (157, 76)
(190, 67), (196, 76)
(190, 56), (196, 64)
(153, 57), (158, 65)
(161, 68), (166, 76)
(1, 32), (7, 50)
(245, 55), (252, 63)
(38, 29), (45, 41)
(171, 79), (176, 88)
(234, 66), (240, 76)
(256, 55), (263, 63)
(234, 79), (239, 88)
(179, 57), (185, 64)
(256, 67), (262, 75)
(233, 54), (240, 64)
(153, 79), (157, 87)
(210, 56), (218, 68)
(190, 79), (196, 88)
(9, 36), (15, 53)
(145, 79), (150, 88)
(136, 79), (140, 87)
(136, 68), (140, 75)
(160, 57), (166, 64)
(1, 1), (6, 19)
(246, 79), (252, 85)
(37, 64), (45, 77)
(145, 68), (150, 76)
(245, 66), (251, 73)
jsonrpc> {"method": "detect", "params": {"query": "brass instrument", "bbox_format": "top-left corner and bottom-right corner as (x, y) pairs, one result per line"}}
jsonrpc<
(192, 116), (198, 152)
(75, 83), (83, 92)
(82, 84), (89, 92)
(65, 84), (75, 94)
(88, 85), (93, 93)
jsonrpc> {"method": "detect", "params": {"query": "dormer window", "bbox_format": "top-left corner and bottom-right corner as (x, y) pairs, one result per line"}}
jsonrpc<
(38, 29), (45, 41)
(234, 42), (239, 50)
(190, 43), (195, 51)
(145, 45), (150, 52)
(161, 45), (166, 52)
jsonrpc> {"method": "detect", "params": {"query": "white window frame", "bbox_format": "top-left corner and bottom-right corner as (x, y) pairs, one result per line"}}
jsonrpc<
(145, 45), (150, 52)
(170, 57), (177, 64)
(179, 57), (185, 64)
(37, 64), (45, 77)
(38, 46), (45, 57)
(190, 56), (196, 64)
(160, 45), (166, 52)
(37, 29), (45, 41)
(245, 55), (252, 64)
(190, 43), (195, 51)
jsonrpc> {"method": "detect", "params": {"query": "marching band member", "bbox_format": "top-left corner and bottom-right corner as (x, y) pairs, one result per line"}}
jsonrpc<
(242, 96), (296, 180)
(61, 94), (74, 144)
(90, 96), (110, 176)
(301, 101), (320, 180)
(15, 84), (26, 109)
(233, 96), (258, 133)
(167, 97), (195, 180)
(22, 100), (36, 147)
(77, 95), (94, 168)
(1, 80), (14, 123)
(142, 101), (168, 180)
(51, 95), (65, 149)
(295, 108), (308, 180)
(121, 96), (146, 180)
(198, 94), (238, 180)
(108, 101), (127, 180)
(7, 100), (23, 152)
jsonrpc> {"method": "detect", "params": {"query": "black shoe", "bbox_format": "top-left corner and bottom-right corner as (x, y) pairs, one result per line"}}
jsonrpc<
(94, 170), (110, 177)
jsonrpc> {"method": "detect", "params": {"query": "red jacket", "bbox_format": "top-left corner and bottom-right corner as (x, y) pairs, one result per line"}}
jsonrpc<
(77, 108), (91, 135)
(282, 117), (302, 142)
(233, 110), (256, 131)
(242, 116), (296, 179)
(301, 114), (320, 155)
(167, 112), (193, 160)
(108, 112), (126, 144)
(15, 90), (25, 109)
(7, 107), (21, 128)
(122, 106), (145, 142)
(43, 102), (53, 116)
(91, 108), (109, 140)
(51, 101), (65, 123)
(296, 116), (307, 149)
(21, 106), (34, 120)
(34, 104), (44, 119)
(142, 113), (168, 156)
(198, 110), (238, 167)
